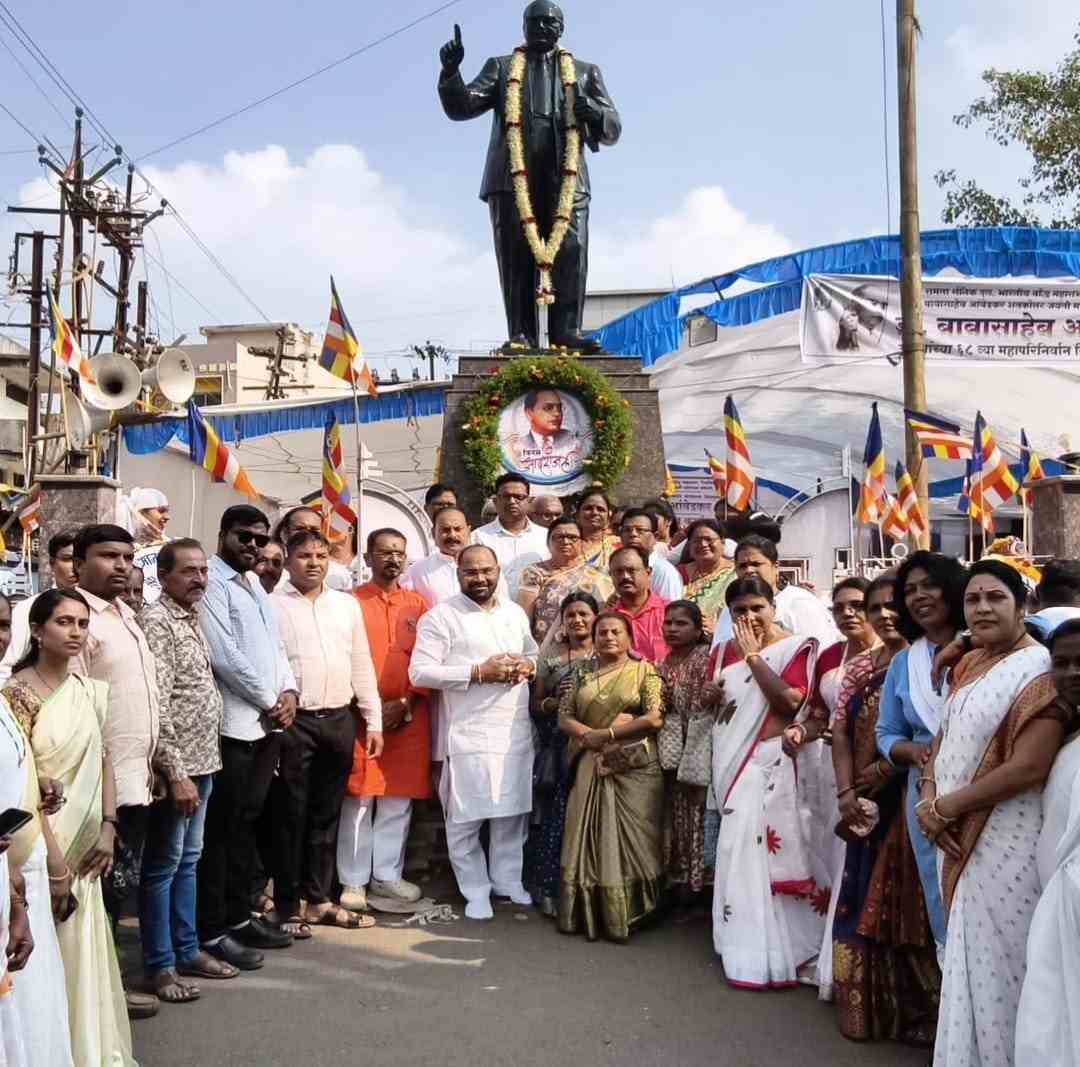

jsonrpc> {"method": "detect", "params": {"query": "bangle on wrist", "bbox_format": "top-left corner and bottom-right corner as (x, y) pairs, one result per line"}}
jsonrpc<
(914, 799), (932, 812)
(102, 815), (118, 828)
(837, 785), (855, 799)
(608, 726), (616, 742)
(930, 795), (955, 824)
(48, 867), (71, 883)
(917, 775), (936, 787)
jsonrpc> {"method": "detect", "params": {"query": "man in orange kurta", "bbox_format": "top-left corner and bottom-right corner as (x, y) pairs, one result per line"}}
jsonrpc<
(336, 528), (431, 911)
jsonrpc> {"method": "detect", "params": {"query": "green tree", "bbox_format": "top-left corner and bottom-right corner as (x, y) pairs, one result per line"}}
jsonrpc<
(934, 29), (1080, 229)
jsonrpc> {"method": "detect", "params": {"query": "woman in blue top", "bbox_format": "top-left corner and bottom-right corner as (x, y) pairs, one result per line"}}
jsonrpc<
(875, 551), (966, 950)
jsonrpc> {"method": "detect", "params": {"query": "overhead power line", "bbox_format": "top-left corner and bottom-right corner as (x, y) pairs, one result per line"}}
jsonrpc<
(134, 0), (468, 163)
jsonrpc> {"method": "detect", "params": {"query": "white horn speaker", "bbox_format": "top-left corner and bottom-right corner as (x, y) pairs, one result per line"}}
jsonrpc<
(66, 393), (114, 450)
(142, 348), (196, 405)
(83, 353), (142, 411)
(889, 542), (910, 560)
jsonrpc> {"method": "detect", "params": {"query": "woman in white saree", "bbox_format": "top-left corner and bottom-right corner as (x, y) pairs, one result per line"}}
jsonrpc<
(917, 561), (1065, 1067)
(3, 589), (136, 1067)
(1015, 619), (1080, 1066)
(707, 577), (822, 989)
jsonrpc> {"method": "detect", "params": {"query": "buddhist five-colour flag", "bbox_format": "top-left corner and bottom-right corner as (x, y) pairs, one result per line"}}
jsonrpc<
(858, 403), (888, 524)
(723, 397), (754, 512)
(318, 278), (377, 396)
(882, 492), (909, 542)
(17, 488), (41, 534)
(1019, 429), (1045, 508)
(187, 400), (259, 500)
(885, 459), (927, 541)
(704, 448), (726, 499)
(959, 459), (995, 533)
(321, 412), (357, 541)
(48, 291), (96, 385)
(905, 409), (972, 461)
(971, 412), (1019, 510)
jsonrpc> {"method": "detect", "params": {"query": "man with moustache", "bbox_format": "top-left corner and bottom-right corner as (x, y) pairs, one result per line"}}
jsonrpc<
(410, 545), (538, 920)
(473, 473), (549, 597)
(528, 495), (564, 529)
(339, 529), (431, 911)
(423, 484), (460, 525)
(608, 545), (670, 663)
(139, 540), (234, 999)
(271, 530), (381, 931)
(402, 507), (509, 608)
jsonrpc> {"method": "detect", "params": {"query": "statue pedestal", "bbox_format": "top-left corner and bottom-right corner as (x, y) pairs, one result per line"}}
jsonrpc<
(1029, 476), (1080, 558)
(37, 475), (120, 587)
(439, 352), (666, 521)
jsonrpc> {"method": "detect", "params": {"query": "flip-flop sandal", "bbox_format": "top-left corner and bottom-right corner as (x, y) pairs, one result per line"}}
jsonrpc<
(309, 905), (375, 929)
(176, 952), (239, 980)
(281, 915), (313, 940)
(147, 969), (200, 1004)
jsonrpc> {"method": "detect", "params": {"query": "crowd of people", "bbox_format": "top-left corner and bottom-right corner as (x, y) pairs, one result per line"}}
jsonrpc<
(1, 471), (1079, 1067)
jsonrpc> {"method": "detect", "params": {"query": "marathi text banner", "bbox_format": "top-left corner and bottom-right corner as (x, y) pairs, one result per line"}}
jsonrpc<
(799, 273), (1080, 366)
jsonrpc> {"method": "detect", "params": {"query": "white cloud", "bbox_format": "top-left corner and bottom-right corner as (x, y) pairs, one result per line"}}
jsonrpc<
(5, 146), (790, 358)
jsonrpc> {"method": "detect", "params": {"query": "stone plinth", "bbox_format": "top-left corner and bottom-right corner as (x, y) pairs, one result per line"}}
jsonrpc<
(439, 353), (666, 521)
(1029, 476), (1080, 558)
(37, 475), (120, 586)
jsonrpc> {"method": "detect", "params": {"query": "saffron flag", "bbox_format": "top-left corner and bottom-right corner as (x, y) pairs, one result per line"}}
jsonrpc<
(882, 493), (909, 542)
(321, 413), (358, 540)
(186, 400), (259, 500)
(905, 409), (972, 460)
(318, 278), (377, 396)
(664, 467), (678, 498)
(859, 403), (888, 524)
(704, 449), (726, 499)
(971, 412), (1019, 510)
(47, 291), (96, 384)
(959, 459), (995, 533)
(723, 397), (754, 511)
(1019, 429), (1045, 507)
(18, 489), (41, 534)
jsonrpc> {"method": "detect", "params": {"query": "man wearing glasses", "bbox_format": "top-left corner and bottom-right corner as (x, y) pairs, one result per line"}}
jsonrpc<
(473, 472), (550, 597)
(197, 505), (299, 970)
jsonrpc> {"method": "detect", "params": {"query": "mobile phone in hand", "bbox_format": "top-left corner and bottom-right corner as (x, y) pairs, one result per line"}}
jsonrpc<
(0, 808), (33, 837)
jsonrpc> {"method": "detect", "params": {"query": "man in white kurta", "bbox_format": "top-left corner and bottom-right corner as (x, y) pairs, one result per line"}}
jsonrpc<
(409, 545), (538, 920)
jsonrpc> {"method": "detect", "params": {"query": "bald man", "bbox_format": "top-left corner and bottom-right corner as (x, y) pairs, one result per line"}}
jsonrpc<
(409, 545), (538, 919)
(529, 495), (564, 529)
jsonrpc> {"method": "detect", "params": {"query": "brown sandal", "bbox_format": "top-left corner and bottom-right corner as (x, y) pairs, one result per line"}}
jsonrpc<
(145, 968), (200, 1004)
(177, 950), (239, 980)
(308, 904), (375, 929)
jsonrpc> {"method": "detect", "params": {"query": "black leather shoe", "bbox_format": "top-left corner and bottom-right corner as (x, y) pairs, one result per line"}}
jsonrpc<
(551, 331), (603, 354)
(231, 918), (293, 950)
(204, 935), (264, 971)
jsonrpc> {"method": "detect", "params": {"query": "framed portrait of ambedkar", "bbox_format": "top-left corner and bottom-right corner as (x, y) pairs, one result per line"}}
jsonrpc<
(497, 387), (594, 494)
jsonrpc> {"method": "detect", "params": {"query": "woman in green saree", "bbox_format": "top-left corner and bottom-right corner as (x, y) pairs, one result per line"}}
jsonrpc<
(558, 612), (665, 941)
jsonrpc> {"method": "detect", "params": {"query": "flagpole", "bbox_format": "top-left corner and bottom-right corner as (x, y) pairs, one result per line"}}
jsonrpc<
(349, 374), (365, 560)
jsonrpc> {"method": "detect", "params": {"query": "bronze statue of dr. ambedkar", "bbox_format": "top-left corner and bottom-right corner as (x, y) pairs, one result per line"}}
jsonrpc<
(438, 2), (621, 352)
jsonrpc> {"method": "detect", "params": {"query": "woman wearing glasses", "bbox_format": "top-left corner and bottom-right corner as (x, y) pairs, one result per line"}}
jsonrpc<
(516, 520), (613, 644)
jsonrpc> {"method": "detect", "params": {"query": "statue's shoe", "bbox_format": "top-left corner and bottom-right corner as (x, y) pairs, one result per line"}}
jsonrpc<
(500, 334), (535, 353)
(552, 331), (603, 354)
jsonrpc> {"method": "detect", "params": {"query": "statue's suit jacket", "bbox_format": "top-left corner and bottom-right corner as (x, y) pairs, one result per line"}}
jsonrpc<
(438, 54), (621, 204)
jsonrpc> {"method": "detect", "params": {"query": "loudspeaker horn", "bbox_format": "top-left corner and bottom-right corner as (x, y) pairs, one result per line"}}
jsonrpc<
(65, 393), (113, 450)
(889, 542), (910, 560)
(83, 354), (142, 411)
(142, 348), (196, 405)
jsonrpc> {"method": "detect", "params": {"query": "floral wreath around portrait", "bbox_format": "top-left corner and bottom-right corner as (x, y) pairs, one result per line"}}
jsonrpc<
(461, 356), (633, 493)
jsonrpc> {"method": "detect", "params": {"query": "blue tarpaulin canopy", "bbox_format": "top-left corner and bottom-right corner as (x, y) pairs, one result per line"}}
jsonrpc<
(123, 383), (447, 455)
(591, 226), (1080, 366)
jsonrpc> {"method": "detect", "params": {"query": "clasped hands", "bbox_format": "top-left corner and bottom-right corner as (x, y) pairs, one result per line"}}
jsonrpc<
(476, 654), (534, 686)
(915, 789), (963, 859)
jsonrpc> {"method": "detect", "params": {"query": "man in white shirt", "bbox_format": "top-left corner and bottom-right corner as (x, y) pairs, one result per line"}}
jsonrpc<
(274, 505), (354, 591)
(409, 545), (538, 920)
(710, 534), (839, 649)
(619, 508), (684, 601)
(272, 530), (382, 930)
(402, 508), (508, 608)
(472, 473), (549, 595)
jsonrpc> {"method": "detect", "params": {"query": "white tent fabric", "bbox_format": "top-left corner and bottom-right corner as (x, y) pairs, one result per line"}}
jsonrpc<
(648, 291), (1080, 503)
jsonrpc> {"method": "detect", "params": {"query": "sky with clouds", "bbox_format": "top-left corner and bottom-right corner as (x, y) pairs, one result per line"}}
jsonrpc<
(0, 0), (1076, 371)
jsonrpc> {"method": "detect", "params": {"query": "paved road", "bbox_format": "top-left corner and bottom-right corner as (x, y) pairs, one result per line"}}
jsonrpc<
(126, 888), (927, 1067)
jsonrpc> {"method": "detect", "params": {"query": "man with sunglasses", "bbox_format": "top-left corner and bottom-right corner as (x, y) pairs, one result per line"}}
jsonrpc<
(197, 506), (299, 970)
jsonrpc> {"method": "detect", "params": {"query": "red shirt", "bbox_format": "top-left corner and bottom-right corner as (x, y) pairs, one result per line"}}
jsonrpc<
(612, 592), (670, 663)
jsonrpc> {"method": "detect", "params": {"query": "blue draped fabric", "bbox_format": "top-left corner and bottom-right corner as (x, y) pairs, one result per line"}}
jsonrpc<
(123, 386), (447, 455)
(591, 227), (1080, 366)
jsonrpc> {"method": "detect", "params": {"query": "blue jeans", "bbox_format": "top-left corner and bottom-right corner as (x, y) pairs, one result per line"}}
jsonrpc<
(139, 773), (214, 973)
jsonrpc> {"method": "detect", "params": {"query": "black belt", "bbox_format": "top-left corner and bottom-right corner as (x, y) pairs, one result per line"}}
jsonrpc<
(300, 705), (351, 720)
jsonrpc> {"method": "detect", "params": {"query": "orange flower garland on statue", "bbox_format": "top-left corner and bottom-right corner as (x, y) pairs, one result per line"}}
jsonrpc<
(505, 47), (582, 307)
